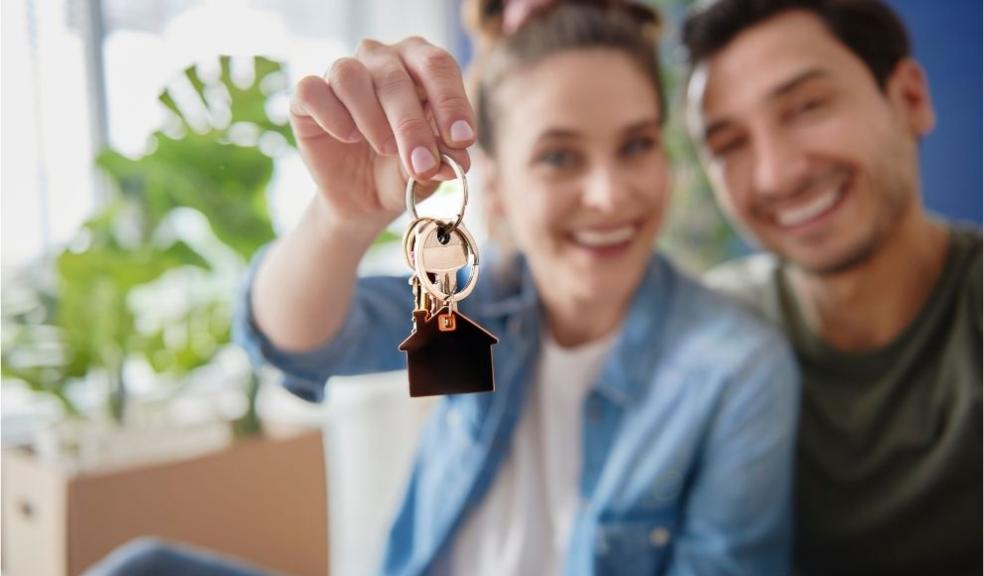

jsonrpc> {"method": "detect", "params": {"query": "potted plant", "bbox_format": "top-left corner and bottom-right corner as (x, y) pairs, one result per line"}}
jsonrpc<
(2, 56), (327, 576)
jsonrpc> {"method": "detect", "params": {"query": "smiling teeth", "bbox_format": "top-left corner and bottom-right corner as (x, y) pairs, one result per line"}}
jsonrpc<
(573, 226), (636, 247)
(776, 190), (842, 227)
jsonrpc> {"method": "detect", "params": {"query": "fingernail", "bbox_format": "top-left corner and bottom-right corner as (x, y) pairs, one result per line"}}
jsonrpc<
(450, 120), (474, 143)
(411, 146), (436, 174)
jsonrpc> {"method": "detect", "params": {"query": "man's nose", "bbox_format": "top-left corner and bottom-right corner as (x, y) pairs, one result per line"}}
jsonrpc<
(751, 128), (809, 199)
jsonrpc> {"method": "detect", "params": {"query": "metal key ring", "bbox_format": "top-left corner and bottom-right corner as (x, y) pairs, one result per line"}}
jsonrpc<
(414, 219), (480, 303)
(405, 154), (468, 232)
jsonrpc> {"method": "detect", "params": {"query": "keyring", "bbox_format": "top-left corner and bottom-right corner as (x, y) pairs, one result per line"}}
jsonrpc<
(405, 154), (468, 232)
(414, 219), (480, 303)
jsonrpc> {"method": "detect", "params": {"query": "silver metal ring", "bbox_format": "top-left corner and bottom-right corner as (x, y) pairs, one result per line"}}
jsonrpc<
(414, 219), (480, 303)
(405, 154), (468, 232)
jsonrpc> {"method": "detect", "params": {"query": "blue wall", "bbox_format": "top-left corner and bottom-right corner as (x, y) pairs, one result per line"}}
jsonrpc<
(889, 0), (983, 225)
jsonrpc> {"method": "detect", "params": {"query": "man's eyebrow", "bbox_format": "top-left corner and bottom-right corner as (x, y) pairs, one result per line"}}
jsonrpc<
(769, 68), (830, 100)
(702, 68), (831, 142)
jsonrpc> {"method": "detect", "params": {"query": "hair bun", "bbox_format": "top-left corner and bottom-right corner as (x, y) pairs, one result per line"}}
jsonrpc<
(464, 0), (662, 53)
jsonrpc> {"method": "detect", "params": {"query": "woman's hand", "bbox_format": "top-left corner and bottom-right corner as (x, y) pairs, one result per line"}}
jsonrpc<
(289, 37), (475, 229)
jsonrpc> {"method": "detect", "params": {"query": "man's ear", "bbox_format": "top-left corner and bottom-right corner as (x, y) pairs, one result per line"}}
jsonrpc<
(887, 58), (935, 137)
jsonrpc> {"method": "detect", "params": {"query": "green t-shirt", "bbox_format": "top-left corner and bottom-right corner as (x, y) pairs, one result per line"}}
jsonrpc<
(706, 226), (982, 576)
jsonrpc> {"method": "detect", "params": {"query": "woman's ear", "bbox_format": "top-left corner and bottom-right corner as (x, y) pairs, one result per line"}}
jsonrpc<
(474, 149), (515, 249)
(475, 150), (505, 218)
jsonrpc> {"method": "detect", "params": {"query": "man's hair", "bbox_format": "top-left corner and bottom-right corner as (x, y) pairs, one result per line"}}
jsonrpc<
(682, 0), (911, 88)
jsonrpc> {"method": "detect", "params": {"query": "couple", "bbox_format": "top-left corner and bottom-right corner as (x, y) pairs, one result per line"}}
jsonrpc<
(91, 0), (981, 575)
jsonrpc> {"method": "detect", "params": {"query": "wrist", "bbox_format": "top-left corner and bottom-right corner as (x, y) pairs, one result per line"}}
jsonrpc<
(305, 195), (391, 252)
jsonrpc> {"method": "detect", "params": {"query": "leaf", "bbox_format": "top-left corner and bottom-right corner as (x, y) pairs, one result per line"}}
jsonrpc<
(7, 56), (294, 425)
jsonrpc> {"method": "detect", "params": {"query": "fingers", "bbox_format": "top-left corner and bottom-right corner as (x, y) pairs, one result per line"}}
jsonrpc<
(294, 37), (474, 181)
(325, 57), (397, 155)
(357, 39), (447, 180)
(290, 75), (361, 143)
(398, 38), (476, 151)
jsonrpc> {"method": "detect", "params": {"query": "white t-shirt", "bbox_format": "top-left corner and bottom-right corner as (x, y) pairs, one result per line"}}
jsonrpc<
(449, 330), (616, 575)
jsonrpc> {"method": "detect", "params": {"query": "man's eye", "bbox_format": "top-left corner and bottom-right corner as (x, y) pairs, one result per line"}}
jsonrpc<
(710, 136), (747, 157)
(792, 98), (825, 117)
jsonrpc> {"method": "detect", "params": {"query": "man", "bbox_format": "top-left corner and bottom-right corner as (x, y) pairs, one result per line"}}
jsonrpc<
(682, 1), (982, 575)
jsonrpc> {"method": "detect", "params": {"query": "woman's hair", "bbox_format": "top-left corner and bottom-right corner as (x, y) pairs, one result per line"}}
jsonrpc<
(473, 3), (666, 157)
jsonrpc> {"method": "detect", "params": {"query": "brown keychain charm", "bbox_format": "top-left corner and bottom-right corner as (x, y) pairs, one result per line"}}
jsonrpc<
(398, 155), (498, 397)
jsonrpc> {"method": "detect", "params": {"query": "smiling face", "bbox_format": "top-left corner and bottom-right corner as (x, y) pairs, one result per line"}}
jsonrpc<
(485, 48), (668, 308)
(687, 10), (935, 275)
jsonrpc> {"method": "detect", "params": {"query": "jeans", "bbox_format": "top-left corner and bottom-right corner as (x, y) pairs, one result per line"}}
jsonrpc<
(83, 538), (273, 576)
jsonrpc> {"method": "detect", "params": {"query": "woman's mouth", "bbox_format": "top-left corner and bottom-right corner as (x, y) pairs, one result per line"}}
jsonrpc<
(568, 223), (639, 256)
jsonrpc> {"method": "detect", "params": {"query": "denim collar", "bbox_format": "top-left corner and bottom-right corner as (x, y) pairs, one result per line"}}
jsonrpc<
(471, 249), (540, 321)
(595, 253), (674, 406)
(472, 248), (675, 407)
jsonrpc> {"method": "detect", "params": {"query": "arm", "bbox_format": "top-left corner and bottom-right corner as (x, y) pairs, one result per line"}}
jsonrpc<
(252, 37), (475, 354)
(667, 335), (800, 576)
(235, 246), (413, 402)
(235, 38), (476, 400)
(252, 196), (381, 354)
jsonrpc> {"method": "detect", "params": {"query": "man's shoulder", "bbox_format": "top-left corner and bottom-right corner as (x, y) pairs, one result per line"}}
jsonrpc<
(948, 224), (982, 328)
(950, 224), (982, 270)
(702, 252), (784, 325)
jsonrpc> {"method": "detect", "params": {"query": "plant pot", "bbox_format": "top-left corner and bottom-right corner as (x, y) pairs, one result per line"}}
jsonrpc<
(2, 425), (328, 576)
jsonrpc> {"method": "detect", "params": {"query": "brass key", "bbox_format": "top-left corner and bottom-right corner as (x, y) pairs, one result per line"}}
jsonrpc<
(399, 155), (497, 398)
(418, 224), (468, 274)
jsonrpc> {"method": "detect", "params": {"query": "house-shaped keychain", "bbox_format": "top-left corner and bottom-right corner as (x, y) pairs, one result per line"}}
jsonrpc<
(399, 308), (498, 397)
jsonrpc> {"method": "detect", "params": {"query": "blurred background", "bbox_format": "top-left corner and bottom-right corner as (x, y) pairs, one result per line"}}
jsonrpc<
(1, 1), (980, 575)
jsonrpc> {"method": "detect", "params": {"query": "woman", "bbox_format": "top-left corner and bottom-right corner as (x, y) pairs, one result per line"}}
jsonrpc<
(89, 4), (798, 576)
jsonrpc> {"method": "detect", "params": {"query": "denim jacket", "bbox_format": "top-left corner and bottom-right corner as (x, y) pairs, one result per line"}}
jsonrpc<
(235, 249), (800, 576)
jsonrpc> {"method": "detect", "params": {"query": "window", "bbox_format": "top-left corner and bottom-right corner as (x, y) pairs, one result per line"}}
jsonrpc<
(3, 0), (464, 273)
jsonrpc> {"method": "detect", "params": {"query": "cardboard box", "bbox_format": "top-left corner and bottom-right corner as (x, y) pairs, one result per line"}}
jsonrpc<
(2, 427), (328, 576)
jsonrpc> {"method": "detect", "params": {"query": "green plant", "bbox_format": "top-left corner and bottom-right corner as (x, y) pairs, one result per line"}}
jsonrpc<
(2, 56), (293, 436)
(652, 0), (745, 272)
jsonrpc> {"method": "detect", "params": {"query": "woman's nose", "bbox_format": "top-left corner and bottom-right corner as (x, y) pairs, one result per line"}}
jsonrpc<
(582, 165), (629, 212)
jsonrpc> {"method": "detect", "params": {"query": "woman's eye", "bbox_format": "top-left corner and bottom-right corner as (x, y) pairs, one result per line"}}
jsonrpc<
(537, 149), (577, 169)
(621, 136), (656, 157)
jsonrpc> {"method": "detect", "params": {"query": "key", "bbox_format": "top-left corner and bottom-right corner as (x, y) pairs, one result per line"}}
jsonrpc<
(400, 155), (498, 397)
(402, 216), (436, 271)
(408, 275), (432, 315)
(414, 220), (480, 306)
(414, 223), (470, 313)
(401, 220), (496, 397)
(417, 223), (469, 274)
